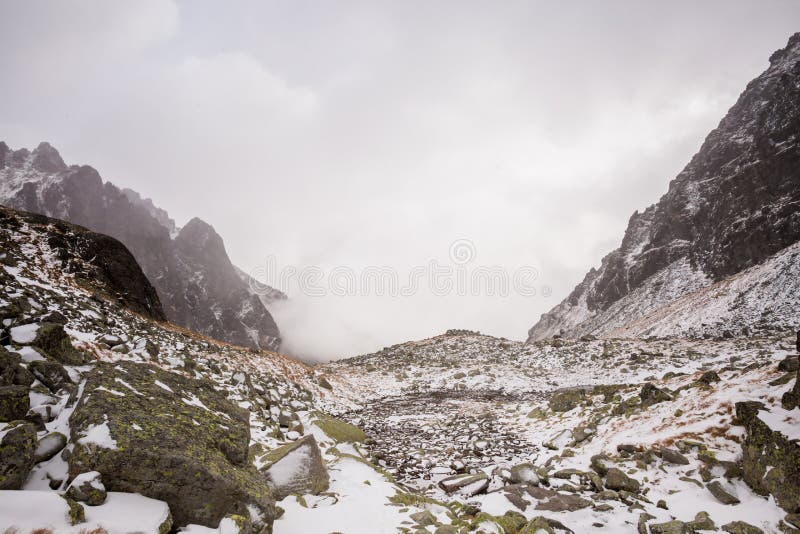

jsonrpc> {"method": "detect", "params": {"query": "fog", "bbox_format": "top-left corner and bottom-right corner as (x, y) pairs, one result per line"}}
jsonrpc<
(2, 1), (799, 361)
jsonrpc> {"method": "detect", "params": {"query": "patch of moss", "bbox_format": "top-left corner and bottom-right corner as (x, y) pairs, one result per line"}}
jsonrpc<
(312, 412), (367, 443)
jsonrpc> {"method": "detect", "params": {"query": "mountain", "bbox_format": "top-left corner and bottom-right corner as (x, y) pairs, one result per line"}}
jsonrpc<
(0, 142), (281, 350)
(528, 32), (800, 342)
(0, 203), (357, 531)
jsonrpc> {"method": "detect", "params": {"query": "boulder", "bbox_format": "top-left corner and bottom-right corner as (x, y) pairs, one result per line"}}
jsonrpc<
(438, 472), (489, 496)
(0, 347), (33, 387)
(548, 388), (585, 412)
(66, 470), (107, 505)
(30, 323), (86, 365)
(697, 370), (721, 385)
(67, 361), (275, 529)
(660, 448), (690, 466)
(707, 480), (740, 505)
(28, 359), (72, 393)
(649, 520), (689, 534)
(0, 421), (37, 489)
(34, 431), (68, 463)
(778, 355), (799, 373)
(0, 385), (30, 421)
(604, 468), (640, 493)
(722, 521), (764, 534)
(509, 462), (540, 485)
(735, 401), (800, 512)
(260, 434), (329, 500)
(590, 454), (614, 476)
(640, 382), (671, 407)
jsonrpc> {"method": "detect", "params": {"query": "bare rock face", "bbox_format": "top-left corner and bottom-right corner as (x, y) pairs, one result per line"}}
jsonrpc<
(0, 145), (281, 350)
(0, 207), (164, 321)
(528, 33), (800, 341)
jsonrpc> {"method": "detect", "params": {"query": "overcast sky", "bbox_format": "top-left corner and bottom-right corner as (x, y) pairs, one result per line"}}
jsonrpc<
(1, 1), (799, 361)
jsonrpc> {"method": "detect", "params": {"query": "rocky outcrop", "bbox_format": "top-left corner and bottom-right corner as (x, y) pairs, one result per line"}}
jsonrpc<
(0, 144), (281, 350)
(529, 33), (800, 341)
(67, 361), (276, 528)
(0, 207), (164, 320)
(735, 400), (800, 512)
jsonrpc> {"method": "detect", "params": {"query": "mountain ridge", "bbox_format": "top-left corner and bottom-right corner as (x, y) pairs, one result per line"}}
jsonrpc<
(528, 32), (800, 341)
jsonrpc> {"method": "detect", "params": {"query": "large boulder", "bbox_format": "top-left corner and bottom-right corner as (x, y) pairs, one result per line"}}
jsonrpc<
(0, 421), (37, 489)
(604, 468), (640, 493)
(28, 359), (72, 393)
(67, 361), (275, 529)
(0, 385), (30, 421)
(735, 401), (800, 512)
(0, 347), (34, 387)
(30, 323), (86, 365)
(260, 434), (329, 500)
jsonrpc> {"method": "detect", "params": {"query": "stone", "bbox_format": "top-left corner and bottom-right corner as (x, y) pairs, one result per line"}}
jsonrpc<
(736, 401), (800, 512)
(534, 492), (591, 512)
(649, 520), (689, 534)
(28, 359), (72, 393)
(722, 521), (764, 534)
(549, 388), (585, 412)
(707, 480), (740, 505)
(67, 361), (275, 529)
(438, 472), (489, 496)
(687, 511), (715, 531)
(698, 370), (721, 385)
(509, 462), (540, 485)
(590, 453), (614, 476)
(0, 385), (30, 421)
(778, 355), (799, 373)
(0, 421), (37, 489)
(660, 447), (690, 465)
(0, 347), (33, 387)
(66, 471), (107, 506)
(260, 435), (329, 500)
(640, 382), (672, 407)
(30, 323), (86, 365)
(410, 510), (437, 527)
(34, 431), (68, 463)
(604, 468), (640, 493)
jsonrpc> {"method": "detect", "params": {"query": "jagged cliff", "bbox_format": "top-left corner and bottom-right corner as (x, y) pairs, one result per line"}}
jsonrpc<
(528, 32), (800, 341)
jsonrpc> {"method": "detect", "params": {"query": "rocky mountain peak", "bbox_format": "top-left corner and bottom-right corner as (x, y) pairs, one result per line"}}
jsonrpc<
(31, 142), (66, 173)
(528, 32), (800, 342)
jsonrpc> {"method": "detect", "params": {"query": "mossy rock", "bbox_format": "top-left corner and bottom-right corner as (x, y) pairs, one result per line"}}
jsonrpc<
(0, 420), (37, 489)
(312, 412), (367, 443)
(549, 388), (585, 412)
(67, 361), (275, 529)
(735, 401), (800, 513)
(0, 385), (30, 422)
(30, 322), (87, 365)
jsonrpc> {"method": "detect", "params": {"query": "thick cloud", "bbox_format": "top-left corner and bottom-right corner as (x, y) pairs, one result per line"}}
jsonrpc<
(1, 1), (798, 361)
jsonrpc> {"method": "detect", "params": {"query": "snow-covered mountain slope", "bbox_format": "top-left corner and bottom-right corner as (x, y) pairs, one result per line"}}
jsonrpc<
(0, 141), (283, 351)
(528, 32), (800, 342)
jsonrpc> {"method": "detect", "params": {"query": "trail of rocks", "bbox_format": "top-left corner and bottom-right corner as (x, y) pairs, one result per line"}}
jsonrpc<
(343, 391), (544, 490)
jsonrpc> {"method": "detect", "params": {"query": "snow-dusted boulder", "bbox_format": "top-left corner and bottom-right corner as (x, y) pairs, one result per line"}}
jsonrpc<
(260, 434), (329, 500)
